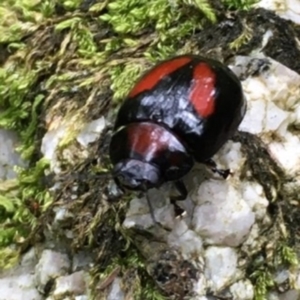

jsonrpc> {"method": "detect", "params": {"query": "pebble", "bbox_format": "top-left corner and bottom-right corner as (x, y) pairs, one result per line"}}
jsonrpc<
(34, 250), (71, 293)
(204, 246), (239, 292)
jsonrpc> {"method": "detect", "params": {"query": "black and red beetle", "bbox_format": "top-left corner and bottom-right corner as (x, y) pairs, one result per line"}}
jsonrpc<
(109, 54), (246, 216)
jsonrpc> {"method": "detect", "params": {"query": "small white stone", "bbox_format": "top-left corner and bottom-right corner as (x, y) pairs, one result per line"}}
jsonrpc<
(76, 117), (106, 147)
(0, 248), (41, 300)
(230, 280), (254, 300)
(53, 207), (74, 223)
(72, 251), (94, 272)
(239, 90), (289, 136)
(75, 296), (88, 300)
(256, 0), (300, 24)
(204, 246), (239, 292)
(123, 188), (176, 230)
(35, 250), (71, 292)
(214, 141), (245, 174)
(265, 101), (289, 133)
(274, 269), (289, 285)
(193, 274), (207, 296)
(167, 221), (203, 258)
(107, 277), (124, 300)
(53, 271), (87, 297)
(268, 133), (300, 175)
(192, 179), (255, 247)
(239, 98), (266, 134)
(0, 129), (26, 180)
(239, 182), (269, 220)
(41, 125), (66, 173)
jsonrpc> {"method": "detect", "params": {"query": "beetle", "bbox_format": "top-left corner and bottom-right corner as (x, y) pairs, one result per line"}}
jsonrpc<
(109, 54), (246, 217)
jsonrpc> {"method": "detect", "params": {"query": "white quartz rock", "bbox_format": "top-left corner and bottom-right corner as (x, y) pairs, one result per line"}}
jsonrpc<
(239, 98), (289, 135)
(76, 117), (106, 147)
(239, 181), (269, 220)
(41, 125), (67, 173)
(192, 179), (255, 247)
(0, 129), (26, 180)
(107, 277), (124, 300)
(0, 275), (42, 300)
(123, 187), (176, 230)
(41, 117), (106, 173)
(75, 296), (88, 300)
(0, 248), (42, 300)
(268, 133), (300, 175)
(122, 196), (174, 229)
(34, 250), (71, 292)
(53, 271), (87, 297)
(230, 55), (300, 177)
(233, 57), (295, 137)
(214, 141), (245, 174)
(193, 274), (207, 296)
(256, 0), (300, 24)
(232, 56), (300, 113)
(230, 280), (254, 300)
(167, 221), (203, 258)
(204, 246), (239, 292)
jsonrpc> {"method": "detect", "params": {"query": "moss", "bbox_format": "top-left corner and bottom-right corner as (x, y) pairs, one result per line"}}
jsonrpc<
(89, 245), (166, 299)
(248, 243), (299, 300)
(251, 269), (275, 300)
(0, 247), (20, 270)
(229, 21), (252, 51)
(2, 0), (294, 299)
(0, 0), (223, 258)
(222, 0), (258, 10)
(0, 159), (50, 250)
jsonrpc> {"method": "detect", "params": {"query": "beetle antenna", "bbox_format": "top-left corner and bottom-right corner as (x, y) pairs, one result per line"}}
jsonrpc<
(145, 189), (158, 225)
(143, 186), (170, 231)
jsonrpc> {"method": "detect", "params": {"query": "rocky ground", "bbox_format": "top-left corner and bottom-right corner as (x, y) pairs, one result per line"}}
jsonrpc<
(0, 0), (300, 300)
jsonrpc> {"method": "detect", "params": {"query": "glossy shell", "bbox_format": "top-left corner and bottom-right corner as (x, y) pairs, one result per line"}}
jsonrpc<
(113, 54), (246, 162)
(110, 122), (194, 183)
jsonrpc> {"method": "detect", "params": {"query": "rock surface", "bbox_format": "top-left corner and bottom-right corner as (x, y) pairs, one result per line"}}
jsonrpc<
(122, 55), (300, 297)
(0, 129), (25, 180)
(35, 250), (71, 293)
(1, 1), (300, 300)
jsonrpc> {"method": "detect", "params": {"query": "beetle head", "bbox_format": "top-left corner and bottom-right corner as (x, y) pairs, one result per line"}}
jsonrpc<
(113, 159), (161, 191)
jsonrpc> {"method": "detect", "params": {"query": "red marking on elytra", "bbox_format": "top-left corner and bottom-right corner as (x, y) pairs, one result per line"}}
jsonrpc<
(127, 122), (186, 167)
(190, 63), (216, 117)
(127, 123), (168, 158)
(129, 57), (192, 98)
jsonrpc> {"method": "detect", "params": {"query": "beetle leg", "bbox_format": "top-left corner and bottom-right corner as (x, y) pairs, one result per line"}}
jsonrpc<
(170, 180), (188, 217)
(204, 158), (231, 179)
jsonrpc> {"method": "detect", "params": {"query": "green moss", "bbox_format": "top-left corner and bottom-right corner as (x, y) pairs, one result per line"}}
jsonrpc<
(278, 245), (299, 267)
(90, 244), (166, 300)
(222, 0), (258, 10)
(248, 241), (299, 300)
(109, 62), (144, 102)
(229, 22), (252, 51)
(0, 0), (278, 298)
(0, 247), (20, 270)
(0, 158), (51, 254)
(251, 269), (274, 300)
(100, 0), (215, 35)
